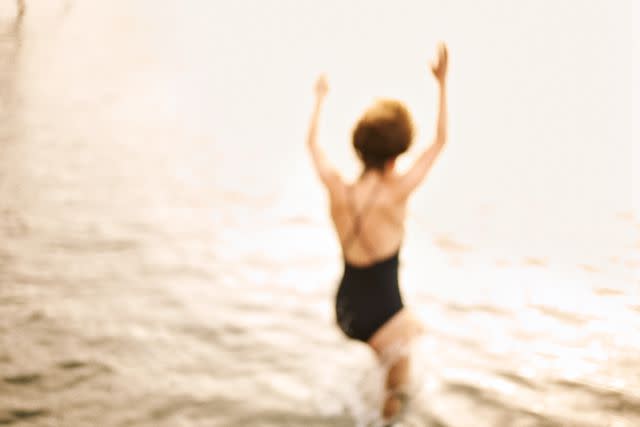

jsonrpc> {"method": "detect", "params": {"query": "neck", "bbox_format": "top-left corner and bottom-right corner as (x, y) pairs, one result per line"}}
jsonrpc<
(361, 161), (395, 179)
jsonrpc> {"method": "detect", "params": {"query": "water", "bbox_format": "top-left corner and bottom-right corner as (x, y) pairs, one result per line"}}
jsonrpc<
(0, 1), (638, 426)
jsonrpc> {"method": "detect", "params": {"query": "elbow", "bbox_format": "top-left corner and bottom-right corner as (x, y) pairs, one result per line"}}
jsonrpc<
(439, 127), (448, 145)
(306, 135), (316, 149)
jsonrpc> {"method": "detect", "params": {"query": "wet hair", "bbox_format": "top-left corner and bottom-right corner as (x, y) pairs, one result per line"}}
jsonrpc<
(352, 99), (414, 171)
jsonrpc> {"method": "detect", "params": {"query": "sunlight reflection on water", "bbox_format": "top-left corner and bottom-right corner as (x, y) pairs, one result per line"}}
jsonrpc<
(0, 1), (637, 426)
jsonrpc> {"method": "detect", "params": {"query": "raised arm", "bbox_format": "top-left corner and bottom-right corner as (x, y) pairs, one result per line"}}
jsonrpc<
(307, 75), (343, 192)
(396, 43), (449, 199)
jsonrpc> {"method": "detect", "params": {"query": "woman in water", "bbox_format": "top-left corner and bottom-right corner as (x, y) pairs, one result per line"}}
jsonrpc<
(306, 43), (449, 420)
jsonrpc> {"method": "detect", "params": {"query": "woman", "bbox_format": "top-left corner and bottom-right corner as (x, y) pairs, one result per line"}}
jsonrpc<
(306, 43), (449, 420)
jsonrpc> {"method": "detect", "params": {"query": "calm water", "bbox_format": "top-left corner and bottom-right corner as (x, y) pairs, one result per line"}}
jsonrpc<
(1, 1), (638, 426)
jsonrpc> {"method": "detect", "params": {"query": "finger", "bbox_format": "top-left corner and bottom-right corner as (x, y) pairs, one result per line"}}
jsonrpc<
(436, 45), (441, 61)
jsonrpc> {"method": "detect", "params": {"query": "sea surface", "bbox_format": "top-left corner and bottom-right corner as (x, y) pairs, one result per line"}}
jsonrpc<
(1, 1), (638, 426)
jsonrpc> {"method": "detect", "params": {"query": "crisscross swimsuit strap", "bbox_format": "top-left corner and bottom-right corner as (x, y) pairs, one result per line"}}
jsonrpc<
(342, 181), (383, 257)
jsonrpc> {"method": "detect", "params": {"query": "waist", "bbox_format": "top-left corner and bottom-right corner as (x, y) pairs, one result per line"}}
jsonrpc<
(343, 249), (400, 272)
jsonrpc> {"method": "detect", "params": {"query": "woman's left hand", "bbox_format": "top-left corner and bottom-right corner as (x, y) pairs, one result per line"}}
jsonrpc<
(315, 74), (329, 101)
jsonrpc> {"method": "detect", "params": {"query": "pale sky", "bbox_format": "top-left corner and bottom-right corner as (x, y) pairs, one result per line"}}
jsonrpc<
(27, 0), (634, 263)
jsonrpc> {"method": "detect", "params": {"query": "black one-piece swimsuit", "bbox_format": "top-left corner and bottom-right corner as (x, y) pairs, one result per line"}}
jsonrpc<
(334, 183), (404, 342)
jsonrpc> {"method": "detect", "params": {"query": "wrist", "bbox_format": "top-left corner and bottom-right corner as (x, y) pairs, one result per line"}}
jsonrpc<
(316, 98), (327, 111)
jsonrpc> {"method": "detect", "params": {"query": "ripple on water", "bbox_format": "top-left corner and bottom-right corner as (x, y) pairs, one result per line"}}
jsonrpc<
(444, 302), (512, 317)
(528, 304), (594, 326)
(3, 373), (42, 385)
(593, 287), (625, 297)
(493, 370), (541, 391)
(0, 408), (50, 425)
(553, 379), (640, 417)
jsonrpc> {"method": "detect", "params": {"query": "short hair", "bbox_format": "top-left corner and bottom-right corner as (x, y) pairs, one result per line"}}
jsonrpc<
(352, 99), (414, 171)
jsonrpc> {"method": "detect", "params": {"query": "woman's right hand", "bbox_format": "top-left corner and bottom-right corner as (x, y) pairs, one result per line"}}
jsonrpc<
(430, 43), (448, 84)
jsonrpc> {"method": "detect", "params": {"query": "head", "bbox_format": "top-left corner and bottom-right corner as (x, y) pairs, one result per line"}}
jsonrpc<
(352, 99), (414, 172)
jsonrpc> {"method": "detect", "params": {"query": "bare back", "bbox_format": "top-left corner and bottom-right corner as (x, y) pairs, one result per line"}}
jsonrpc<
(307, 46), (448, 268)
(329, 171), (408, 267)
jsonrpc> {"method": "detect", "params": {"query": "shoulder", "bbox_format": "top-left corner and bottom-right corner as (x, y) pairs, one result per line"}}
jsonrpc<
(383, 173), (412, 203)
(325, 174), (349, 205)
